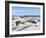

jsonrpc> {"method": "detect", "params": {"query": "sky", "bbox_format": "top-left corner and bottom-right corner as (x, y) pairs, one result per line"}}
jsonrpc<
(12, 6), (40, 16)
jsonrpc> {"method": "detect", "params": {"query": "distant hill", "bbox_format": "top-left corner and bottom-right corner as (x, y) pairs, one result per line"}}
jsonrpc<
(12, 15), (40, 17)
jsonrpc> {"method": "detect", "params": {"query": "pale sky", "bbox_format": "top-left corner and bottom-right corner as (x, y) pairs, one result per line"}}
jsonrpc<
(12, 6), (40, 16)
